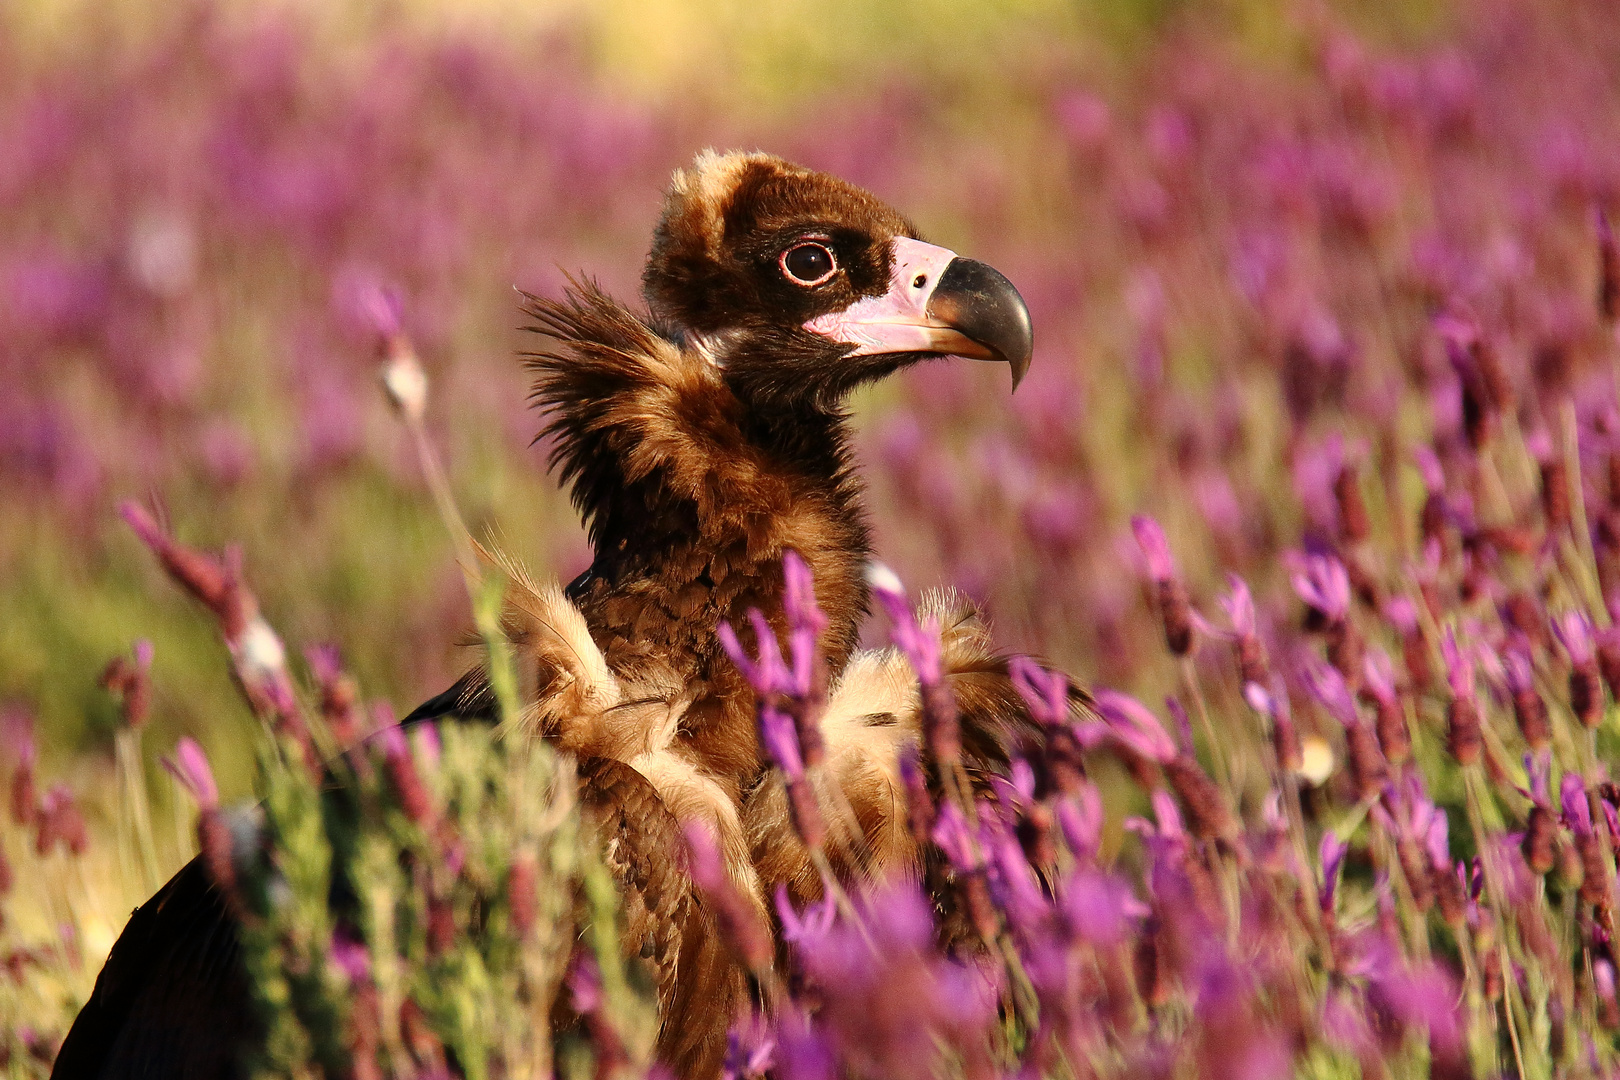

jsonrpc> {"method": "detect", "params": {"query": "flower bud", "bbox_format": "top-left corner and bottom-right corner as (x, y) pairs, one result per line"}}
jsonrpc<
(1335, 463), (1370, 544)
(381, 340), (428, 424)
(1522, 805), (1558, 874)
(508, 853), (538, 937)
(380, 725), (435, 826)
(1541, 457), (1571, 533)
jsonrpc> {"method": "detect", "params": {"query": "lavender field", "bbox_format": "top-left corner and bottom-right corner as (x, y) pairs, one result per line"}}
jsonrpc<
(7, 0), (1620, 1075)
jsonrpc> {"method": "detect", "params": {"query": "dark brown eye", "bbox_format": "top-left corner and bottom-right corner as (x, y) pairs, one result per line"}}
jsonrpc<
(781, 242), (836, 286)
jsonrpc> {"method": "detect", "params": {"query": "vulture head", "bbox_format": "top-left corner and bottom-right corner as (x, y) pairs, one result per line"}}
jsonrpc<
(642, 150), (1034, 409)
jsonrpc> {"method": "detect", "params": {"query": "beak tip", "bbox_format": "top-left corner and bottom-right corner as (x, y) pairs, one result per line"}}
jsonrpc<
(927, 256), (1034, 395)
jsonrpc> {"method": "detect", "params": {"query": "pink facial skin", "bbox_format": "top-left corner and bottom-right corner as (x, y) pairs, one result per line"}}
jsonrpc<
(803, 237), (991, 359)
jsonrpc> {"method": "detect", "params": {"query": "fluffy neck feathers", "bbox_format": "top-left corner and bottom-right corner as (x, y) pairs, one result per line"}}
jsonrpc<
(522, 283), (872, 676)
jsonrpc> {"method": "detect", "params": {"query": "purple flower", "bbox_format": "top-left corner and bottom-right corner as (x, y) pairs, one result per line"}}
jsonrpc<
(682, 820), (772, 972)
(1384, 595), (1420, 635)
(1411, 444), (1446, 495)
(1220, 575), (1259, 640)
(981, 816), (1048, 932)
(774, 1017), (835, 1080)
(1089, 689), (1179, 763)
(724, 1014), (776, 1080)
(1293, 434), (1346, 536)
(1319, 989), (1375, 1056)
(1439, 629), (1475, 700)
(1192, 472), (1245, 539)
(162, 737), (219, 811)
(1302, 657), (1358, 727)
(1061, 867), (1149, 946)
(1561, 773), (1594, 836)
(1366, 958), (1464, 1051)
(1554, 609), (1597, 665)
(1007, 655), (1068, 726)
(1128, 788), (1187, 849)
(930, 799), (981, 874)
(990, 757), (1036, 813)
(1289, 552), (1351, 622)
(1423, 804), (1450, 869)
(1053, 90), (1111, 148)
(1130, 513), (1177, 584)
(781, 550), (828, 696)
(567, 951), (603, 1013)
(759, 704), (804, 779)
(717, 609), (790, 697)
(328, 930), (371, 984)
(1237, 694), (1271, 746)
(1055, 783), (1104, 862)
(1362, 649), (1398, 705)
(775, 885), (836, 947)
(355, 280), (403, 340)
(1320, 832), (1349, 912)
(867, 564), (943, 685)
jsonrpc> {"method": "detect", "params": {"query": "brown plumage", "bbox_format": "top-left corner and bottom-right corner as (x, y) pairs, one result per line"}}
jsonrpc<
(56, 150), (1052, 1080)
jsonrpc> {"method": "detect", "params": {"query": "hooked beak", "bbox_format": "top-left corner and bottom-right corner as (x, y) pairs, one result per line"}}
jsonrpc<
(803, 237), (1034, 389)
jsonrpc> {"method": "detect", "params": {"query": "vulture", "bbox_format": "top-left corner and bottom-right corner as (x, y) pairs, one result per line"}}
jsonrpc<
(53, 150), (1053, 1080)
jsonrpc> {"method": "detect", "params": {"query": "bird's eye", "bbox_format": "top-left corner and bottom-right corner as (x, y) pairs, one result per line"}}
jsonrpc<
(780, 243), (837, 286)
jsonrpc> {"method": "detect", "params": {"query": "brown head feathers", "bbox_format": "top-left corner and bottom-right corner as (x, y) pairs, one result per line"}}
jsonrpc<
(643, 150), (917, 335)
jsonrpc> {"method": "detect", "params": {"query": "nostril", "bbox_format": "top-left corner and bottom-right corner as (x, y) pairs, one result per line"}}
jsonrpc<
(913, 274), (927, 289)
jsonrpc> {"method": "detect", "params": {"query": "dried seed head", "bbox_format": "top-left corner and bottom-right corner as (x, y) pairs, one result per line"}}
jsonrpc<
(1511, 685), (1552, 752)
(1541, 457), (1572, 533)
(1163, 756), (1238, 842)
(1368, 693), (1410, 766)
(1344, 721), (1389, 802)
(1433, 862), (1467, 928)
(1445, 697), (1482, 766)
(1334, 462), (1370, 543)
(1522, 805), (1558, 874)
(1572, 663), (1605, 728)
(1157, 578), (1196, 656)
(507, 853), (538, 937)
(1396, 837), (1435, 912)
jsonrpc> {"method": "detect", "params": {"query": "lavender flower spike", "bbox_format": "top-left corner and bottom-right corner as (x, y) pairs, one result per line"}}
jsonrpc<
(867, 562), (943, 686)
(781, 550), (828, 697)
(1132, 514), (1195, 655)
(1007, 654), (1067, 726)
(1319, 832), (1349, 914)
(1130, 513), (1177, 583)
(1555, 610), (1605, 727)
(717, 610), (790, 697)
(1090, 689), (1179, 764)
(1290, 552), (1352, 623)
(163, 737), (219, 811)
(869, 562), (959, 763)
(1440, 629), (1483, 765)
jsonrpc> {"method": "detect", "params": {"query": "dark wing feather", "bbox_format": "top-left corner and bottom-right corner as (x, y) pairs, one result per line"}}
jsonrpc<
(53, 699), (490, 1080)
(51, 857), (250, 1080)
(401, 667), (496, 724)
